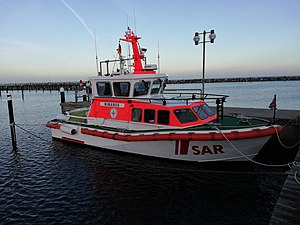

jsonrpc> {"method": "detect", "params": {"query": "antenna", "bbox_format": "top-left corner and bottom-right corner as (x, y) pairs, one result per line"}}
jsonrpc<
(94, 29), (100, 76)
(133, 6), (136, 34)
(158, 40), (160, 73)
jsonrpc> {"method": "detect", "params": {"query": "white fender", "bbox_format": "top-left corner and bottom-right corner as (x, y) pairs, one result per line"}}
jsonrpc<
(60, 124), (78, 135)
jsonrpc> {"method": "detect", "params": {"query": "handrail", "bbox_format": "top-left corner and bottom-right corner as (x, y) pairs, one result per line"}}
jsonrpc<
(164, 88), (229, 99)
(99, 57), (134, 76)
(94, 95), (227, 106)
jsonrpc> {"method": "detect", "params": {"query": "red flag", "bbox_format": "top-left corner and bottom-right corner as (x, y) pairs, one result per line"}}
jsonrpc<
(268, 96), (277, 110)
(117, 43), (122, 56)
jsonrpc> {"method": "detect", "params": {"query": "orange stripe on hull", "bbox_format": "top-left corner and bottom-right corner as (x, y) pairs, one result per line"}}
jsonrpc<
(80, 125), (283, 142)
(46, 122), (60, 129)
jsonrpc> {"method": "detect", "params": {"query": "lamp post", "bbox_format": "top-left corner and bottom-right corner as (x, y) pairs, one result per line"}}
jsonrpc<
(193, 30), (216, 99)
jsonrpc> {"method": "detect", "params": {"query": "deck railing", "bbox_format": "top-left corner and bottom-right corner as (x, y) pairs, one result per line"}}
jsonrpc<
(93, 89), (228, 122)
(164, 89), (228, 122)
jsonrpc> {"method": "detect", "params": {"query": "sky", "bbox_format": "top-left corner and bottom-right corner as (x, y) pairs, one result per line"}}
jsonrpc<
(0, 0), (300, 82)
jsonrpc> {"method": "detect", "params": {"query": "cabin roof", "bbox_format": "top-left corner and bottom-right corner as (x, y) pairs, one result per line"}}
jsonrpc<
(89, 73), (168, 82)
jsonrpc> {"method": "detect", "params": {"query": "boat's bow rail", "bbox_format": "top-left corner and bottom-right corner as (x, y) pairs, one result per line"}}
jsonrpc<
(163, 89), (229, 121)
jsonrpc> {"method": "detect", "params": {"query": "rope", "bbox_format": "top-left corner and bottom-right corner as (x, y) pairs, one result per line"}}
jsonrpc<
(211, 124), (292, 167)
(16, 123), (46, 126)
(294, 171), (300, 185)
(273, 125), (300, 149)
(15, 123), (51, 143)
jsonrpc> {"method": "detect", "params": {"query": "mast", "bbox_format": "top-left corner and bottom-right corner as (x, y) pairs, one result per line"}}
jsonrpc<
(119, 27), (155, 74)
(158, 40), (160, 74)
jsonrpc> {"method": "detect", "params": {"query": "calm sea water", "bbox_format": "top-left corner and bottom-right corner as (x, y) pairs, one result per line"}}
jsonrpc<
(0, 81), (297, 224)
(168, 80), (300, 110)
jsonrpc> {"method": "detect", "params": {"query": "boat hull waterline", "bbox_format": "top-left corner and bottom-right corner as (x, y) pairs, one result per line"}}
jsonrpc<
(47, 122), (282, 162)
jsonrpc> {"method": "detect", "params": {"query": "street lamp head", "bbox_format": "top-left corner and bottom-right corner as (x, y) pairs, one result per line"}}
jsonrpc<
(193, 32), (200, 45)
(209, 30), (216, 43)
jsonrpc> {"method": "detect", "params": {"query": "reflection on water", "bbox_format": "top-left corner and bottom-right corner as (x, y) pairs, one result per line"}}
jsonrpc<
(0, 86), (291, 224)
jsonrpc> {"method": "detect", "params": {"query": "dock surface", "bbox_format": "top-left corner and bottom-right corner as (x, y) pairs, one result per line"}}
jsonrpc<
(223, 107), (300, 120)
(269, 147), (300, 225)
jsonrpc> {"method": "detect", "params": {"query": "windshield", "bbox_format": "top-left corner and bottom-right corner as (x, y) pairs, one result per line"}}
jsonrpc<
(192, 104), (215, 120)
(133, 80), (150, 96)
(174, 108), (198, 123)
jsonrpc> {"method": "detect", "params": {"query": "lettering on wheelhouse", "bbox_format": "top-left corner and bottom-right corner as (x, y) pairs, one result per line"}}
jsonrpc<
(175, 140), (224, 156)
(100, 102), (125, 108)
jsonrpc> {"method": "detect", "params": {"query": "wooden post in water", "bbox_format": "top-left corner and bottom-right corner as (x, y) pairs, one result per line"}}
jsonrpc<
(273, 95), (277, 123)
(60, 87), (65, 114)
(7, 95), (17, 149)
(60, 87), (65, 103)
(21, 85), (24, 100)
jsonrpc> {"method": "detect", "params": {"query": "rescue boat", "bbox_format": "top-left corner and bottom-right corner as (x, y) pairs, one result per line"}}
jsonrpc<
(46, 28), (283, 162)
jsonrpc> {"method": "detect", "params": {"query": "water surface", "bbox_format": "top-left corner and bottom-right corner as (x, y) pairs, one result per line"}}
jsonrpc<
(0, 83), (293, 224)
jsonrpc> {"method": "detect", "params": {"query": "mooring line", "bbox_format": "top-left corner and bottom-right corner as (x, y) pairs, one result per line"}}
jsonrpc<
(15, 123), (51, 143)
(294, 171), (300, 185)
(16, 123), (47, 126)
(211, 125), (292, 167)
(272, 125), (300, 149)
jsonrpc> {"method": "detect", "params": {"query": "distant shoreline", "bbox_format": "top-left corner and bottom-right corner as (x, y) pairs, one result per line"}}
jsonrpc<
(167, 75), (300, 84)
(0, 75), (299, 91)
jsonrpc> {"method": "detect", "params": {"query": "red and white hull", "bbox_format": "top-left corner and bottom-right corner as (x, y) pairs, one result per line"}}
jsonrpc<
(47, 123), (281, 162)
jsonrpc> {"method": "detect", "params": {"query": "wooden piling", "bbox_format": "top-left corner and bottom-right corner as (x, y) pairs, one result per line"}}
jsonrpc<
(21, 86), (24, 100)
(60, 87), (65, 103)
(7, 95), (17, 149)
(60, 87), (66, 114)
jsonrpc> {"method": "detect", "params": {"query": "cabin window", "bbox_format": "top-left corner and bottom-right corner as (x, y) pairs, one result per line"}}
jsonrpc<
(96, 82), (112, 96)
(144, 109), (155, 123)
(193, 106), (208, 120)
(132, 108), (142, 122)
(193, 104), (215, 120)
(113, 82), (130, 96)
(162, 79), (168, 91)
(174, 108), (198, 123)
(151, 79), (161, 94)
(202, 104), (215, 116)
(157, 110), (170, 125)
(133, 80), (150, 96)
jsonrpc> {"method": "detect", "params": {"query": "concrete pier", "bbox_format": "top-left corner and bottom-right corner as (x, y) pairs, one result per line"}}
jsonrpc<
(0, 81), (88, 92)
(223, 107), (300, 121)
(227, 107), (300, 225)
(269, 147), (300, 225)
(60, 101), (91, 113)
